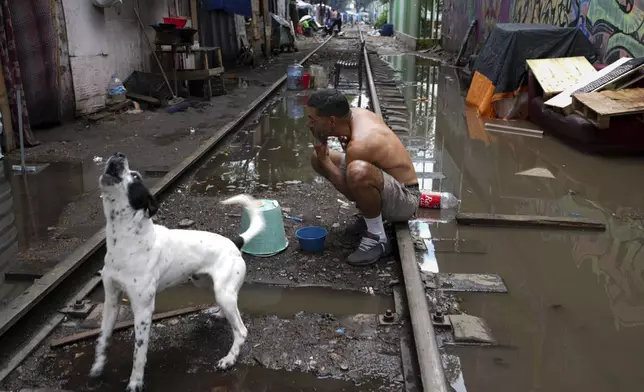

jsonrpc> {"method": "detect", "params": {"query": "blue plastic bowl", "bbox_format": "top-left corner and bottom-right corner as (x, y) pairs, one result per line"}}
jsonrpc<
(296, 226), (328, 253)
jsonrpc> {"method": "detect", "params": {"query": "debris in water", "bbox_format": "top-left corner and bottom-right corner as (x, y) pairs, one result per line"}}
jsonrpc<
(189, 127), (196, 134)
(284, 180), (302, 185)
(178, 219), (196, 228)
(93, 156), (103, 163)
(335, 327), (345, 335)
(515, 167), (555, 179)
(205, 184), (214, 191)
(332, 223), (340, 228)
(268, 146), (281, 151)
(571, 212), (581, 217)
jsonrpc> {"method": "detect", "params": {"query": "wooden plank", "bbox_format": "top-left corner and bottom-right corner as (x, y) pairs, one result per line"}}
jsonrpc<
(484, 119), (543, 134)
(456, 213), (605, 230)
(544, 57), (631, 114)
(162, 67), (225, 81)
(526, 57), (596, 97)
(189, 0), (199, 31)
(0, 66), (14, 152)
(572, 88), (644, 116)
(126, 92), (161, 105)
(50, 304), (210, 348)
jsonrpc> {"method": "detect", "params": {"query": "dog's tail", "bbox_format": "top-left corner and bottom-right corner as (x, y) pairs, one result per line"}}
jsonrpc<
(220, 194), (266, 249)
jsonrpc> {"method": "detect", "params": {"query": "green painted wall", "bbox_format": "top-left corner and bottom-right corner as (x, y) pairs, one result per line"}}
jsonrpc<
(389, 0), (421, 44)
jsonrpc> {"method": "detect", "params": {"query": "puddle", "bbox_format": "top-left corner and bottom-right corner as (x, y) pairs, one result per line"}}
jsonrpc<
(54, 344), (385, 392)
(190, 94), (354, 194)
(90, 282), (394, 317)
(0, 157), (103, 307)
(393, 55), (644, 390)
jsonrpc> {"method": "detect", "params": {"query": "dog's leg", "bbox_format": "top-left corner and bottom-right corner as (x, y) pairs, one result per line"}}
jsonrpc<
(90, 278), (121, 378)
(126, 293), (155, 392)
(212, 262), (247, 370)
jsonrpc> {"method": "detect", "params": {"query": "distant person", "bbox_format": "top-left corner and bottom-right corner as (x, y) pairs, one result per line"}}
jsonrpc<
(306, 90), (420, 266)
(330, 8), (342, 32)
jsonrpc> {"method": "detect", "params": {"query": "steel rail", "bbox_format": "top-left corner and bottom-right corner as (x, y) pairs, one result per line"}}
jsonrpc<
(358, 26), (449, 392)
(0, 35), (333, 339)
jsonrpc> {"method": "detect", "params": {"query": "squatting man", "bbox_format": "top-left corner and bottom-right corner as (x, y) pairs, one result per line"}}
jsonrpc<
(307, 89), (420, 266)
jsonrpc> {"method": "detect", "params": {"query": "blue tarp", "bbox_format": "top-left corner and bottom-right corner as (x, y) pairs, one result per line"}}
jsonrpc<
(204, 0), (252, 17)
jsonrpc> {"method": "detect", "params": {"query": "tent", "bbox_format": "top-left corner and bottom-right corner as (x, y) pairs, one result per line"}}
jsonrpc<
(466, 24), (597, 118)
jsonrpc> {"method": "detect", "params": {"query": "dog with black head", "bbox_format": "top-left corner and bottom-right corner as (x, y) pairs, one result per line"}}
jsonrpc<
(91, 152), (265, 392)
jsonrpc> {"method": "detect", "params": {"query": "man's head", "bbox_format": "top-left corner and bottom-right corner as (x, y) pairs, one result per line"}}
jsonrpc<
(306, 89), (351, 142)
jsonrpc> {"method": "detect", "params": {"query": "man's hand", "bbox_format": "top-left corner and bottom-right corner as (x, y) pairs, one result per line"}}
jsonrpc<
(314, 141), (331, 164)
(338, 136), (349, 152)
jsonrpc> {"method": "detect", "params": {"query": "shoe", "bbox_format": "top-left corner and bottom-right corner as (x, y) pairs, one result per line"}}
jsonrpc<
(346, 231), (391, 266)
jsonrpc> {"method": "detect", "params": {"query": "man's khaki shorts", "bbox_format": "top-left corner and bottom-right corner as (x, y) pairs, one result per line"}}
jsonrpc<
(339, 154), (420, 222)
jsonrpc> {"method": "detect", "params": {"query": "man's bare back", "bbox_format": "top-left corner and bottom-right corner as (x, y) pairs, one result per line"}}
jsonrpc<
(346, 108), (418, 186)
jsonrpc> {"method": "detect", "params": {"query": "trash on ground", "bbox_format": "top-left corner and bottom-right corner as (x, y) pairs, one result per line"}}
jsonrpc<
(419, 191), (460, 209)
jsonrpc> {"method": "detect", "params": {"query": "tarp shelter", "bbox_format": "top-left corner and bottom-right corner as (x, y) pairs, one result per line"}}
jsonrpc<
(204, 0), (252, 17)
(466, 24), (597, 118)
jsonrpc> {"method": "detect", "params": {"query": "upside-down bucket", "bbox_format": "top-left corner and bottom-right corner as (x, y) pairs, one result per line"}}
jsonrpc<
(239, 199), (289, 257)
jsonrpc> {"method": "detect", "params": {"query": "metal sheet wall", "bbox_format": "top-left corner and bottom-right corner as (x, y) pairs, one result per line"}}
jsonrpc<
(199, 8), (240, 68)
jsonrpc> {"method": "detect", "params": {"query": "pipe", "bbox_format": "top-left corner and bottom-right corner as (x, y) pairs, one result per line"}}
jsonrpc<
(17, 91), (25, 171)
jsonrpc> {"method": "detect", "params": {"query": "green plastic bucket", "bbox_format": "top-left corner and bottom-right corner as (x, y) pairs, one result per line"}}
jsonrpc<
(239, 199), (289, 257)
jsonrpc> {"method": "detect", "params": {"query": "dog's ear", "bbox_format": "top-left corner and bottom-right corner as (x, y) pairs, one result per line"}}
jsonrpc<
(128, 182), (157, 218)
(147, 194), (159, 218)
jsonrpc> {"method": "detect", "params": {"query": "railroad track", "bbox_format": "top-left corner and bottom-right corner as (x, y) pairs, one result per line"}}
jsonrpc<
(357, 27), (450, 392)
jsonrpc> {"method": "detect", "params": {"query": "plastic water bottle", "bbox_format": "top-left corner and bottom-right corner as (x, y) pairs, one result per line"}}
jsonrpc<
(108, 73), (126, 102)
(419, 191), (460, 209)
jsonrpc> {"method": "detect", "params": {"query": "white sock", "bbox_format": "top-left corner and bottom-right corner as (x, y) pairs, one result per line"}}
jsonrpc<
(364, 215), (387, 242)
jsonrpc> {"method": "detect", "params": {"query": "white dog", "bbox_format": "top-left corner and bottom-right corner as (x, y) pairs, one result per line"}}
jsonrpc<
(90, 152), (265, 392)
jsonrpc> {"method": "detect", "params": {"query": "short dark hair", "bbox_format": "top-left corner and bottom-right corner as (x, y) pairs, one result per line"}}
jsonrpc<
(307, 89), (350, 117)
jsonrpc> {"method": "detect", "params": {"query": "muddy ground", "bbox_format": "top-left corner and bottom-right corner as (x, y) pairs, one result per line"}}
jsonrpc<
(2, 309), (402, 391)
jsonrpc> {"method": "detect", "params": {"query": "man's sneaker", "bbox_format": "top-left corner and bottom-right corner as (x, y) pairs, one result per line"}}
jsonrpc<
(346, 231), (391, 266)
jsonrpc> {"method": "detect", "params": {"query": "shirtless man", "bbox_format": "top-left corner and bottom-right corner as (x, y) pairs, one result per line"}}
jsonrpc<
(307, 89), (420, 266)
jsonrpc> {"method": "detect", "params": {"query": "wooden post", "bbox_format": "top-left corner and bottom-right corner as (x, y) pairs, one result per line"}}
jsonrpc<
(0, 67), (15, 152)
(189, 0), (199, 31)
(261, 0), (271, 58)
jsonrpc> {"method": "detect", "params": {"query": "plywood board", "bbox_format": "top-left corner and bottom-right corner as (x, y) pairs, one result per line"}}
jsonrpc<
(573, 88), (644, 116)
(544, 57), (632, 114)
(456, 213), (606, 230)
(527, 56), (597, 97)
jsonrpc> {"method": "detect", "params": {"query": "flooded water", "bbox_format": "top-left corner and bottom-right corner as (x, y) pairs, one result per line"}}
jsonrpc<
(90, 282), (394, 317)
(384, 54), (644, 391)
(0, 157), (104, 306)
(190, 93), (367, 194)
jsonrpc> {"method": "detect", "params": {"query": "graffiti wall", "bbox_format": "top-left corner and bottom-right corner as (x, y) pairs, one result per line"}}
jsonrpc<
(442, 0), (644, 62)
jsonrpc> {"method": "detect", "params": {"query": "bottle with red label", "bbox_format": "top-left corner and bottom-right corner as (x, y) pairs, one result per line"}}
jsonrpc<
(419, 191), (460, 209)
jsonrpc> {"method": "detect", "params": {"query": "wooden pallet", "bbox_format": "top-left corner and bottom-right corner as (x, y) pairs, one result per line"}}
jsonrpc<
(572, 88), (644, 129)
(544, 57), (632, 114)
(527, 56), (597, 98)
